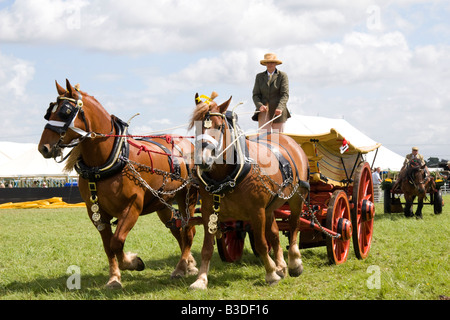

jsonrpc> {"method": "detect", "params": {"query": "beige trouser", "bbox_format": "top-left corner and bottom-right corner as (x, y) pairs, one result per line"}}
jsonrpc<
(258, 112), (284, 132)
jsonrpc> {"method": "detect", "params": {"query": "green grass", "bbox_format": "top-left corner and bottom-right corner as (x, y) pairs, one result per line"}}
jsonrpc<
(0, 195), (449, 300)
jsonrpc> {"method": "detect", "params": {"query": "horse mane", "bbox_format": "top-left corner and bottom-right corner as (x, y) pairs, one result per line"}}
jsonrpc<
(64, 145), (81, 173)
(188, 92), (220, 130)
(188, 102), (212, 130)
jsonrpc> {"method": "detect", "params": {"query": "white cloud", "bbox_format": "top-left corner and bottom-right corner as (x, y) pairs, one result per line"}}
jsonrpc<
(0, 51), (35, 140)
(0, 0), (449, 159)
(0, 51), (34, 97)
(0, 0), (362, 54)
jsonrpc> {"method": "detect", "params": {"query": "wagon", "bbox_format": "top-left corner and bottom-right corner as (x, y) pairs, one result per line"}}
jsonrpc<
(211, 129), (379, 265)
(168, 129), (379, 264)
(381, 177), (444, 215)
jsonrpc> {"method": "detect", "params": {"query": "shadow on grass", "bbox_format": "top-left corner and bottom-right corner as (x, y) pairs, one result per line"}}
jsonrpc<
(0, 249), (262, 298)
(1, 245), (336, 298)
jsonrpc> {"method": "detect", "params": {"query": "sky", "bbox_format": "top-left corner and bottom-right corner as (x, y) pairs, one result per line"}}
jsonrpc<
(0, 0), (449, 162)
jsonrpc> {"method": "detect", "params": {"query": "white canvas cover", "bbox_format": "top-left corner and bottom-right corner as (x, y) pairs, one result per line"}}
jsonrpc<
(283, 114), (405, 171)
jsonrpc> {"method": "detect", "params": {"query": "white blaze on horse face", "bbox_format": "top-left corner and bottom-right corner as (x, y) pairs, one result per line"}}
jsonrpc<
(194, 121), (222, 166)
(203, 127), (224, 166)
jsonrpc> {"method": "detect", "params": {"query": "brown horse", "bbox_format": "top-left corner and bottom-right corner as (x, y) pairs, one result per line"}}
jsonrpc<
(38, 79), (198, 289)
(401, 159), (435, 219)
(187, 93), (310, 289)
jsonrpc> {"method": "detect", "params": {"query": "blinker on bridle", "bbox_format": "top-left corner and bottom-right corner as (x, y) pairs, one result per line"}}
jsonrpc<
(43, 89), (92, 160)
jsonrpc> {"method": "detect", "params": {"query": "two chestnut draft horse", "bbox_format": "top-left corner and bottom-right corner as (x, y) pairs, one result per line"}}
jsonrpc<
(38, 80), (198, 289)
(187, 93), (310, 290)
(401, 159), (435, 219)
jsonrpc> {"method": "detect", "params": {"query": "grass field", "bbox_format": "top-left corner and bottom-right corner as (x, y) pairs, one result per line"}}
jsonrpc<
(0, 195), (448, 300)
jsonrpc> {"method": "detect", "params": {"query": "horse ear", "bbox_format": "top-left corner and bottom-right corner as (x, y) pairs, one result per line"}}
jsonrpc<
(219, 96), (232, 114)
(55, 80), (66, 95)
(195, 93), (200, 105)
(65, 79), (75, 97)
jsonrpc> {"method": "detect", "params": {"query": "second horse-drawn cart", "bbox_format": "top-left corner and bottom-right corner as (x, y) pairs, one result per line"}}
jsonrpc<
(174, 128), (380, 265)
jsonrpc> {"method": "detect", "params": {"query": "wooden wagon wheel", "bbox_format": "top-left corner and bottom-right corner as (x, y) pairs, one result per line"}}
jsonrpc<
(216, 222), (246, 262)
(326, 190), (352, 264)
(351, 162), (375, 260)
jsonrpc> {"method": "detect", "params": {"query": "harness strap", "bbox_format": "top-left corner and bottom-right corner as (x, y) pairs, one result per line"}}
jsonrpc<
(132, 138), (182, 176)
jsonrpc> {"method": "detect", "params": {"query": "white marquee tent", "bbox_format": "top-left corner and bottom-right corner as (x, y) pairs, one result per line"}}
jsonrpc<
(283, 114), (405, 171)
(0, 141), (76, 178)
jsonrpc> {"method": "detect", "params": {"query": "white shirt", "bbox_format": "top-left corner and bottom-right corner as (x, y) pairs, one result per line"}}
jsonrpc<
(372, 171), (381, 184)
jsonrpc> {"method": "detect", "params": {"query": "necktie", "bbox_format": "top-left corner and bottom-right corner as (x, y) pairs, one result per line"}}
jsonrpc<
(268, 73), (272, 86)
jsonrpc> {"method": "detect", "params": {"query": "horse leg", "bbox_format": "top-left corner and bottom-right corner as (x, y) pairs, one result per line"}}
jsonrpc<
(265, 213), (286, 278)
(110, 208), (145, 277)
(415, 196), (424, 219)
(189, 211), (214, 290)
(96, 220), (123, 289)
(177, 189), (198, 276)
(157, 195), (198, 278)
(252, 208), (282, 285)
(85, 205), (124, 289)
(404, 194), (414, 217)
(287, 195), (304, 277)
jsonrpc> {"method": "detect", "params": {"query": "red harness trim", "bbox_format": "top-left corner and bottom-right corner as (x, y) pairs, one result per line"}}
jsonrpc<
(126, 137), (188, 173)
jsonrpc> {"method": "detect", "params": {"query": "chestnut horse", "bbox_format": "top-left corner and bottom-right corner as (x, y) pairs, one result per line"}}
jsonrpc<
(38, 80), (198, 289)
(188, 93), (310, 290)
(401, 159), (435, 219)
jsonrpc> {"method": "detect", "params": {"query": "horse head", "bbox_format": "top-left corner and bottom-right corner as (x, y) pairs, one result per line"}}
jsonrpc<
(38, 79), (111, 160)
(406, 159), (428, 194)
(189, 92), (232, 171)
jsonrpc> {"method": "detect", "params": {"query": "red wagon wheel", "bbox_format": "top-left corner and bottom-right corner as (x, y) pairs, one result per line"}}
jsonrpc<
(217, 223), (246, 262)
(326, 190), (352, 264)
(351, 162), (375, 259)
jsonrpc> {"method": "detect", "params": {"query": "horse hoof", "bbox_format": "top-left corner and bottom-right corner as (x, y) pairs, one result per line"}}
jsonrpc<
(416, 215), (423, 220)
(136, 257), (145, 271)
(187, 266), (199, 276)
(289, 264), (304, 277)
(171, 269), (185, 279)
(265, 272), (282, 286)
(105, 279), (123, 290)
(189, 280), (208, 290)
(276, 267), (286, 279)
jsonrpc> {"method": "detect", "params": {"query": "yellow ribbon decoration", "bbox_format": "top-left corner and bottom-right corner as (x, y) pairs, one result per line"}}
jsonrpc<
(196, 94), (212, 105)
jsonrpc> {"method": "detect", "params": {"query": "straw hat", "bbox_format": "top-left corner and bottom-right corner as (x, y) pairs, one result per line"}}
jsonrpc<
(260, 53), (282, 66)
(412, 146), (419, 151)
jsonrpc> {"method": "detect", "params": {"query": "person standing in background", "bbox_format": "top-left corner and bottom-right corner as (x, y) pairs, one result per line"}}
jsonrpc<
(372, 167), (382, 202)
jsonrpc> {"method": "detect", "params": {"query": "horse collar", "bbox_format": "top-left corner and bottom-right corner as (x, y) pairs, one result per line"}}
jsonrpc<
(75, 116), (130, 181)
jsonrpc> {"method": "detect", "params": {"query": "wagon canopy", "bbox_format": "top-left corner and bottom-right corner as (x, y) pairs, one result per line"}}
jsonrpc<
(284, 128), (381, 187)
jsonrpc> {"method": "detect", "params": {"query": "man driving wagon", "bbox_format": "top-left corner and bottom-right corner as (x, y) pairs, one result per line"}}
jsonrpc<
(392, 146), (430, 191)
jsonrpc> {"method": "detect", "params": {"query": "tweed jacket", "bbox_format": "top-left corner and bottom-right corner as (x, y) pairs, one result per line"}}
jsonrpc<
(252, 69), (290, 123)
